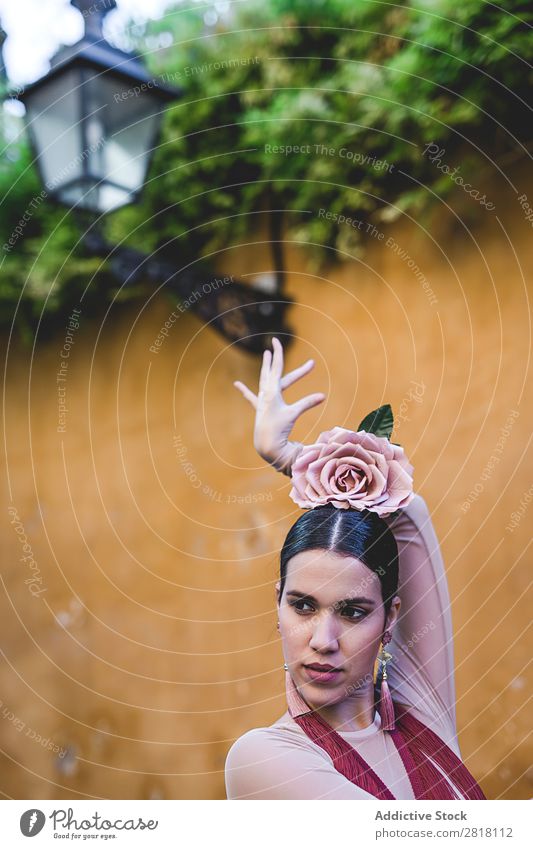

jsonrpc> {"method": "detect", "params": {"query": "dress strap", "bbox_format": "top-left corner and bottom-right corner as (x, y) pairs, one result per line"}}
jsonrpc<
(394, 704), (486, 800)
(291, 702), (485, 800)
(293, 711), (396, 799)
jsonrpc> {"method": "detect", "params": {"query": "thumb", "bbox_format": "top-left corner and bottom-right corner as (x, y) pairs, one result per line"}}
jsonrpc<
(233, 381), (258, 408)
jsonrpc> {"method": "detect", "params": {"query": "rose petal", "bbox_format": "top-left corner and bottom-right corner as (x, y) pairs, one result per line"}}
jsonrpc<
(289, 425), (414, 515)
(362, 465), (387, 499)
(306, 456), (332, 496)
(328, 460), (364, 496)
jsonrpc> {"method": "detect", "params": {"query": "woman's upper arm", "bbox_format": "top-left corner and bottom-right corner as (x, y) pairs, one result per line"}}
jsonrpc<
(224, 728), (374, 800)
(383, 494), (458, 743)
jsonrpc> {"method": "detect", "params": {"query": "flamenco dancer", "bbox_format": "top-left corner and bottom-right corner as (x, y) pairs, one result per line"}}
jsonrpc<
(225, 337), (486, 800)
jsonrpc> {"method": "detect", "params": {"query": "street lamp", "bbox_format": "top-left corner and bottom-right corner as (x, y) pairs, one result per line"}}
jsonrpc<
(14, 0), (181, 214)
(3, 1), (293, 353)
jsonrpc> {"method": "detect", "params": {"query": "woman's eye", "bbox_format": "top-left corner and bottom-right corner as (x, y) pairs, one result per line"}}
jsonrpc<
(340, 606), (366, 620)
(291, 600), (314, 613)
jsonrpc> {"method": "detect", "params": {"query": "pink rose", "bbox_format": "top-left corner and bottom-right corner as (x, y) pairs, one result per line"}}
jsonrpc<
(289, 426), (414, 517)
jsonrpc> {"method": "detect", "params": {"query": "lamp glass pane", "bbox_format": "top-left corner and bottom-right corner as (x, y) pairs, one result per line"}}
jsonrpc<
(84, 74), (164, 192)
(24, 68), (82, 191)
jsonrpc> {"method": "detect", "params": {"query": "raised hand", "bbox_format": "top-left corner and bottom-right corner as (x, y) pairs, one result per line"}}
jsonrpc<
(233, 337), (326, 475)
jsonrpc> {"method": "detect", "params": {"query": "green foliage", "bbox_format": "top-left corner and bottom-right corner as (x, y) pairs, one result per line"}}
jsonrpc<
(1, 0), (531, 337)
(128, 0), (533, 263)
(357, 404), (394, 439)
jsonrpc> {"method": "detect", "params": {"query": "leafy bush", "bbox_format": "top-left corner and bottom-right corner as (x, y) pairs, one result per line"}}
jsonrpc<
(1, 0), (531, 336)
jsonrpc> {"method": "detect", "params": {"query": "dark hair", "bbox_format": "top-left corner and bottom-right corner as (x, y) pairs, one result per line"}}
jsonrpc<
(279, 505), (399, 617)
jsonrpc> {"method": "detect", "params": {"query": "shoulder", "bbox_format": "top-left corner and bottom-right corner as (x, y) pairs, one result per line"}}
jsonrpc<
(225, 726), (276, 764)
(225, 724), (294, 769)
(224, 724), (332, 800)
(225, 722), (327, 767)
(225, 722), (390, 800)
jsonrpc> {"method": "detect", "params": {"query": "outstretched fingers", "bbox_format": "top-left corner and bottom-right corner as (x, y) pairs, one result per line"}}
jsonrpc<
(290, 392), (326, 419)
(235, 338), (322, 417)
(280, 358), (315, 390)
(270, 336), (284, 382)
(258, 347), (272, 393)
(233, 380), (258, 408)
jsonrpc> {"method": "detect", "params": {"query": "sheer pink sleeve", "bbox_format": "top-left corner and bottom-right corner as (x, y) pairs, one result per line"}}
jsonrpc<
(225, 727), (375, 800)
(383, 494), (460, 753)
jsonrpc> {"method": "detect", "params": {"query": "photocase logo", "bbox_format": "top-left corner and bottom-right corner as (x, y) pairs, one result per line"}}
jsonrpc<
(20, 809), (46, 836)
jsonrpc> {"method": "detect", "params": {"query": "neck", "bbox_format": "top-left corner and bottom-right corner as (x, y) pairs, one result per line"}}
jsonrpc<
(311, 684), (377, 732)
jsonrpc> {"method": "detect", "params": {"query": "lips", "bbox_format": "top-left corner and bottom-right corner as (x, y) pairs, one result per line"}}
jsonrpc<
(303, 663), (343, 683)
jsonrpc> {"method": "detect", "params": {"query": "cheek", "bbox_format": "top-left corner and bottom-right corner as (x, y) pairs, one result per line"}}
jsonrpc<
(278, 607), (313, 648)
(342, 617), (385, 664)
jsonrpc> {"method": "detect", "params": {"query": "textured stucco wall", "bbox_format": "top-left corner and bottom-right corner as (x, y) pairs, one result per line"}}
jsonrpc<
(1, 170), (531, 800)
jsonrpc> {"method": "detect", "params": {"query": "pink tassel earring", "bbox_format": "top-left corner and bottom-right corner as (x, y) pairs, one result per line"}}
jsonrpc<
(378, 631), (396, 731)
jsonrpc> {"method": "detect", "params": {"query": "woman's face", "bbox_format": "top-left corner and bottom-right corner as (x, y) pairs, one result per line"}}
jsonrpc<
(276, 549), (400, 711)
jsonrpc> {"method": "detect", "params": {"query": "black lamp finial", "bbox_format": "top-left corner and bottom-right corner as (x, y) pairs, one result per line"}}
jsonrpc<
(0, 18), (7, 88)
(71, 0), (117, 42)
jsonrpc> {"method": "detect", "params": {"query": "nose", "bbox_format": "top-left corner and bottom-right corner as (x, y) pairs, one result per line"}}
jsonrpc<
(308, 610), (340, 653)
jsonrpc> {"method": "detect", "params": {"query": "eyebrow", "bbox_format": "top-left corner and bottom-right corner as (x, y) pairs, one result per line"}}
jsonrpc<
(285, 590), (377, 606)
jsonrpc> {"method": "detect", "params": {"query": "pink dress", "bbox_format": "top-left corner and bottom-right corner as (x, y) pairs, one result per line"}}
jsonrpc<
(225, 494), (472, 800)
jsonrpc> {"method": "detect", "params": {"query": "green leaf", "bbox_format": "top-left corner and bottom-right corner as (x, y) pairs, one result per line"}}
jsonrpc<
(357, 404), (394, 438)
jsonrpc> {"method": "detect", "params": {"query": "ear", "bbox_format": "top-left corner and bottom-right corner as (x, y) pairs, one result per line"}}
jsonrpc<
(275, 580), (281, 607)
(385, 594), (401, 635)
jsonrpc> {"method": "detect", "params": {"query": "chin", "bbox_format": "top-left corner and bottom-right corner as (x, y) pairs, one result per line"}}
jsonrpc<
(300, 681), (346, 707)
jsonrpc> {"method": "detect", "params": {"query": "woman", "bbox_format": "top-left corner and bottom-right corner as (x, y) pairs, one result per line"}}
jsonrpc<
(225, 337), (485, 800)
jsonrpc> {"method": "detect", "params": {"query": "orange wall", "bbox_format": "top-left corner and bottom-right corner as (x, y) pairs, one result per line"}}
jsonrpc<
(1, 170), (531, 800)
